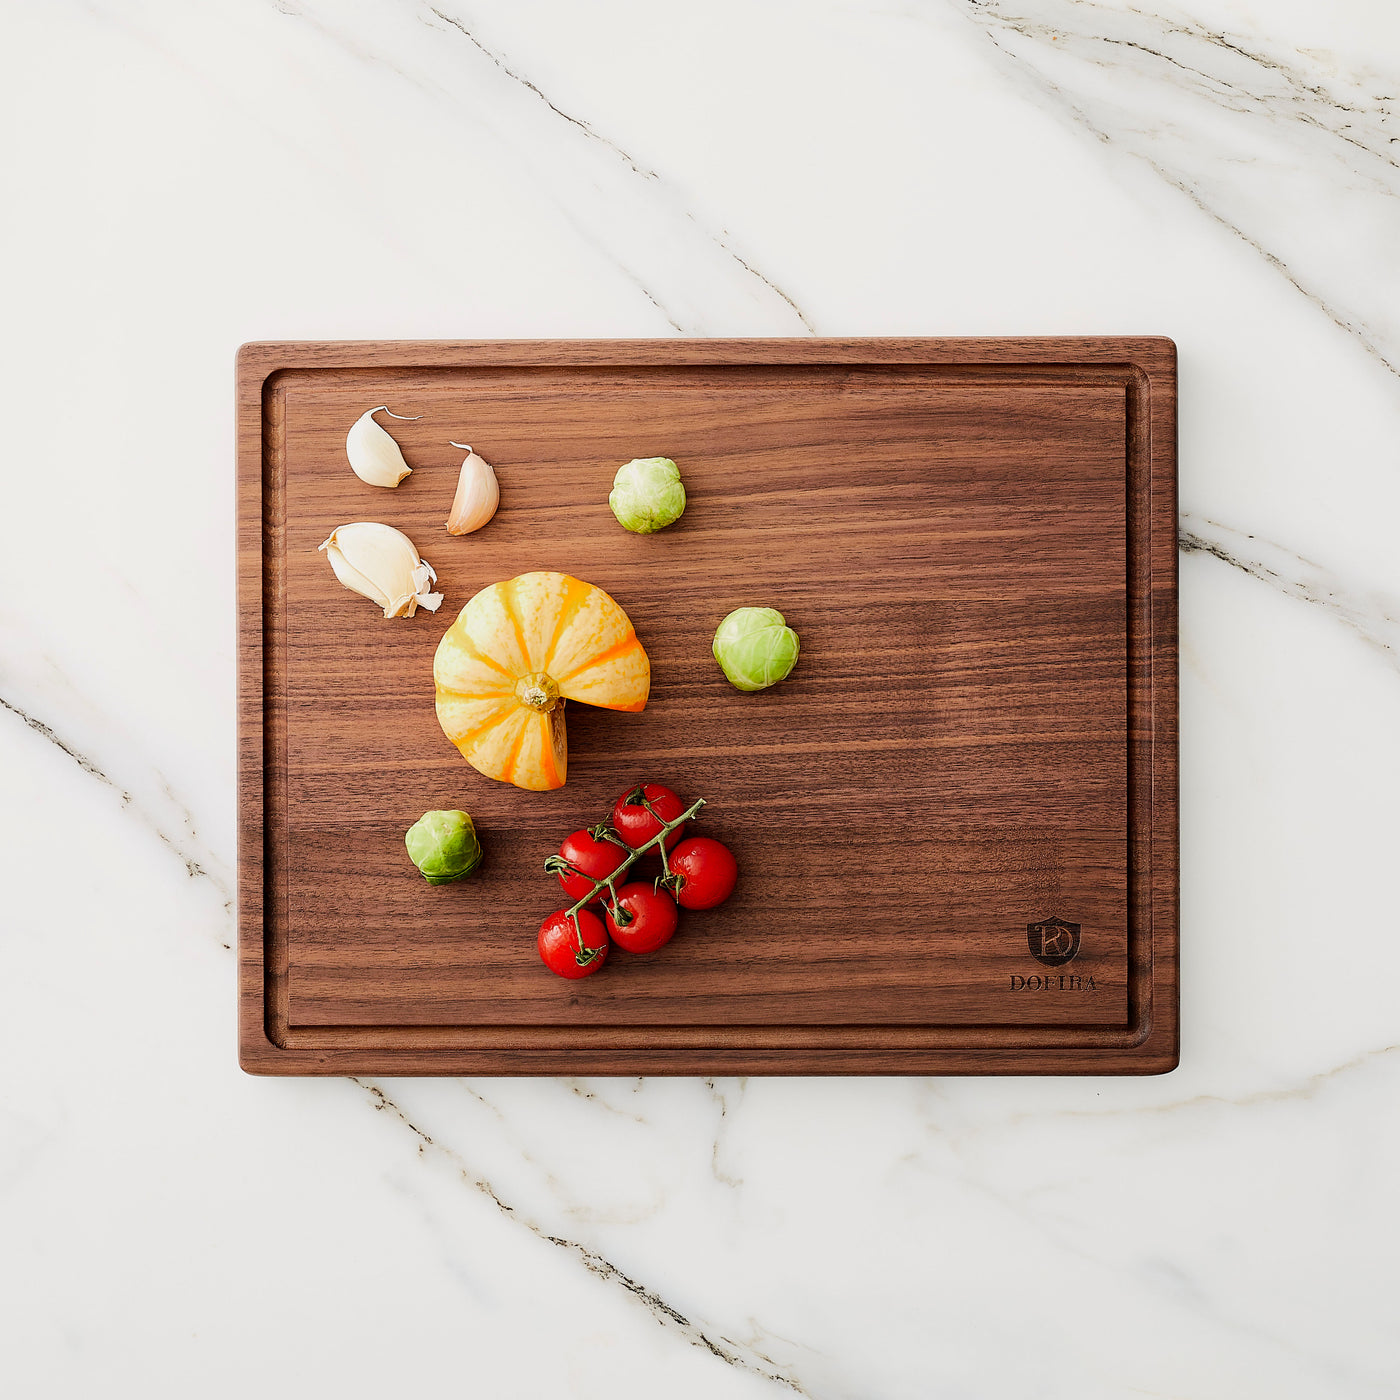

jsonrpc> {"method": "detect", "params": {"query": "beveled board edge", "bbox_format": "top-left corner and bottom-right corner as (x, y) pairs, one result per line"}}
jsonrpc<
(236, 338), (1179, 1076)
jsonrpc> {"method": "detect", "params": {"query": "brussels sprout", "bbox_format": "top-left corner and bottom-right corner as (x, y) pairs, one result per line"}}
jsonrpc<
(712, 607), (800, 692)
(609, 457), (686, 533)
(405, 809), (483, 885)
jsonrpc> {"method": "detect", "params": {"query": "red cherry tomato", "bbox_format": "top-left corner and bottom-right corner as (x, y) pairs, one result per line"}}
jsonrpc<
(605, 883), (679, 954)
(550, 828), (629, 904)
(538, 908), (609, 979)
(612, 782), (687, 851)
(666, 837), (738, 910)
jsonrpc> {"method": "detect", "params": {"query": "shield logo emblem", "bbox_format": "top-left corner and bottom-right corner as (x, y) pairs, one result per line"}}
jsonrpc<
(1027, 916), (1081, 967)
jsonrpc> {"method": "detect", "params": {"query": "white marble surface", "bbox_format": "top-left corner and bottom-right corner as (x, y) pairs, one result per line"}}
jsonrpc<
(3, 0), (1398, 1395)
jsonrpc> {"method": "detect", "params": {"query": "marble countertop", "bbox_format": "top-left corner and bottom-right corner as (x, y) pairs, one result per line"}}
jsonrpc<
(4, 1), (1397, 1395)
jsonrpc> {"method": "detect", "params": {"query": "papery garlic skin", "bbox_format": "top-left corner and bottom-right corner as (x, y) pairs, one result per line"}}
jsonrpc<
(319, 522), (443, 618)
(346, 407), (416, 488)
(446, 443), (500, 535)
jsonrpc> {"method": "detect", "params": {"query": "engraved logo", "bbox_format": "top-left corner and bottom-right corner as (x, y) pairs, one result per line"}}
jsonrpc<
(1027, 916), (1081, 967)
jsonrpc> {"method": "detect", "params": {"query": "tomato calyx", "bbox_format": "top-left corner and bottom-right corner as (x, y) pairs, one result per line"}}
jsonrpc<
(613, 783), (688, 853)
(627, 786), (673, 832)
(588, 821), (630, 849)
(653, 841), (684, 897)
(566, 910), (607, 968)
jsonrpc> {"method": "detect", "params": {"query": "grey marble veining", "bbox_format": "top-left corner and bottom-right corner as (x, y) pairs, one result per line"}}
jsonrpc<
(952, 0), (1400, 375)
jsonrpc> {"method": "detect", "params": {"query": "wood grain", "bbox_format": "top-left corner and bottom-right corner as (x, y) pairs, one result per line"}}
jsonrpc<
(237, 339), (1178, 1075)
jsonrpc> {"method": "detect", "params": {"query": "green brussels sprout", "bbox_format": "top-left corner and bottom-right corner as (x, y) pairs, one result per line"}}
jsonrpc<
(405, 809), (483, 885)
(609, 457), (686, 533)
(712, 607), (801, 692)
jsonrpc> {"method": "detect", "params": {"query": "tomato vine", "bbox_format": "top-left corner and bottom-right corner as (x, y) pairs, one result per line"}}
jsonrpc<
(544, 795), (706, 955)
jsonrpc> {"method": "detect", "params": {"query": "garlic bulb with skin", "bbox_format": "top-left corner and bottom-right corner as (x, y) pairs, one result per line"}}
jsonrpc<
(346, 406), (420, 488)
(319, 522), (443, 618)
(446, 442), (500, 535)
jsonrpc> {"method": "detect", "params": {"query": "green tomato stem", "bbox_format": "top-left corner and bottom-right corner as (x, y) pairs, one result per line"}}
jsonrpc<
(563, 797), (705, 919)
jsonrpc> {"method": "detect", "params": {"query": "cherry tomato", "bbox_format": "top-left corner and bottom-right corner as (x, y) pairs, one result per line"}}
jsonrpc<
(666, 837), (738, 910)
(550, 828), (629, 904)
(612, 782), (687, 851)
(605, 883), (679, 954)
(538, 908), (609, 979)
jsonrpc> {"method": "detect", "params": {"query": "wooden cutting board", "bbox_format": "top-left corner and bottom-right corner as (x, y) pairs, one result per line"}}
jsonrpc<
(237, 339), (1177, 1075)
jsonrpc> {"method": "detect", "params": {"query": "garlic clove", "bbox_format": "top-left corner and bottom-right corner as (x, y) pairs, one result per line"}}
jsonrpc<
(446, 442), (500, 535)
(319, 522), (443, 618)
(324, 538), (394, 610)
(346, 407), (419, 488)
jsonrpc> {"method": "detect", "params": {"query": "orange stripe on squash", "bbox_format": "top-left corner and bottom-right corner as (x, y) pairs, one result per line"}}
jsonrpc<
(552, 631), (639, 684)
(543, 574), (593, 673)
(500, 576), (533, 675)
(437, 697), (515, 751)
(498, 714), (530, 788)
(433, 571), (649, 791)
(440, 634), (515, 683)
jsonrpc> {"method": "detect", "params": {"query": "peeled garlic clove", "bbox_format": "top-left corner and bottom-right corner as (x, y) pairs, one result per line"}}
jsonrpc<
(323, 535), (393, 611)
(446, 442), (500, 535)
(319, 522), (444, 619)
(346, 407), (419, 488)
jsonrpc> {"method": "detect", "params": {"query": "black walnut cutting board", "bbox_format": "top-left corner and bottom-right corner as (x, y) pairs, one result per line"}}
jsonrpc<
(237, 339), (1178, 1075)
